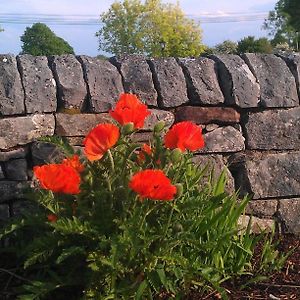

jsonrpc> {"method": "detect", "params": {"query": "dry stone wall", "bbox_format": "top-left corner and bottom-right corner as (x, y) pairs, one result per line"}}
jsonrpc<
(1, 53), (300, 234)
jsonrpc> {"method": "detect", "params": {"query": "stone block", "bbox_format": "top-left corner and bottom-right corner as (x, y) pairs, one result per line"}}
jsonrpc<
(176, 106), (240, 125)
(0, 54), (25, 115)
(178, 57), (224, 105)
(110, 55), (157, 106)
(11, 200), (37, 217)
(148, 57), (189, 108)
(245, 108), (300, 150)
(17, 55), (57, 113)
(0, 114), (55, 150)
(0, 181), (28, 202)
(0, 147), (28, 161)
(78, 56), (124, 112)
(278, 199), (300, 234)
(278, 52), (300, 95)
(31, 141), (64, 165)
(192, 154), (235, 193)
(242, 53), (298, 108)
(0, 164), (4, 179)
(211, 54), (260, 108)
(49, 55), (87, 110)
(230, 152), (300, 199)
(0, 204), (9, 221)
(245, 200), (278, 218)
(4, 159), (28, 180)
(200, 126), (245, 153)
(238, 215), (275, 234)
(144, 109), (174, 130)
(55, 113), (111, 136)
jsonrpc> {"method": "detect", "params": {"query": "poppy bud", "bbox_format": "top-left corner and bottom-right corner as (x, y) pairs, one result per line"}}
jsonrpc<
(170, 148), (182, 164)
(122, 122), (135, 135)
(154, 121), (165, 133)
(173, 223), (183, 233)
(174, 183), (183, 197)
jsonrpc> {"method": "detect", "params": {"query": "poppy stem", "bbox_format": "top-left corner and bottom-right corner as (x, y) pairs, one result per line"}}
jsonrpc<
(107, 150), (115, 172)
(163, 202), (176, 238)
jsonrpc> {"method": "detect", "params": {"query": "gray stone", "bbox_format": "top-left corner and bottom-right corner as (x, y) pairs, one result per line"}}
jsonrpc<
(230, 151), (300, 199)
(0, 114), (55, 150)
(176, 106), (240, 125)
(278, 199), (300, 234)
(0, 54), (25, 115)
(11, 200), (37, 217)
(278, 53), (300, 95)
(238, 215), (275, 234)
(0, 147), (28, 161)
(65, 137), (85, 146)
(245, 200), (278, 218)
(4, 159), (28, 180)
(55, 113), (112, 136)
(242, 53), (298, 108)
(0, 164), (4, 179)
(17, 55), (57, 113)
(78, 56), (124, 112)
(148, 57), (189, 108)
(200, 126), (245, 153)
(0, 204), (9, 221)
(49, 55), (87, 111)
(110, 55), (157, 106)
(211, 54), (260, 108)
(144, 109), (174, 130)
(178, 57), (224, 105)
(0, 181), (29, 202)
(132, 132), (152, 143)
(192, 154), (235, 193)
(31, 141), (64, 165)
(245, 108), (300, 150)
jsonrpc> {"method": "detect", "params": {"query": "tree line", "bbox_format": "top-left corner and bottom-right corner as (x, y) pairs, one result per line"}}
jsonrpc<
(1, 0), (299, 57)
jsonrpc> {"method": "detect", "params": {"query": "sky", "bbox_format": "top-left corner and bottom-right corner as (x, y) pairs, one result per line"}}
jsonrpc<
(0, 0), (278, 56)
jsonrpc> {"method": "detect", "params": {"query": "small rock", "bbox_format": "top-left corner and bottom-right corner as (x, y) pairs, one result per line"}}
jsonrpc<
(278, 199), (300, 234)
(4, 159), (28, 180)
(31, 142), (64, 165)
(245, 200), (278, 218)
(200, 126), (245, 153)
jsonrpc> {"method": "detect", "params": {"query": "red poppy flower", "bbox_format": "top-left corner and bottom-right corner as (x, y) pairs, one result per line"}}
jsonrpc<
(62, 155), (84, 173)
(34, 164), (81, 194)
(164, 121), (205, 152)
(83, 123), (120, 161)
(47, 214), (58, 223)
(129, 169), (177, 201)
(109, 93), (151, 129)
(137, 144), (152, 163)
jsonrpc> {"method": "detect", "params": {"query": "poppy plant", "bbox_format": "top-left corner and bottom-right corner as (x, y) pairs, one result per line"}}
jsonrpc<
(62, 155), (84, 173)
(129, 169), (177, 201)
(164, 121), (205, 152)
(137, 143), (152, 163)
(109, 93), (151, 129)
(83, 123), (120, 161)
(33, 164), (81, 195)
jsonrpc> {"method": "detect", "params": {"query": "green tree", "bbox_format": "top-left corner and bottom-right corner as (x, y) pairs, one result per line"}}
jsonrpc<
(20, 23), (74, 56)
(213, 40), (238, 54)
(264, 0), (300, 50)
(96, 0), (205, 57)
(237, 36), (273, 54)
